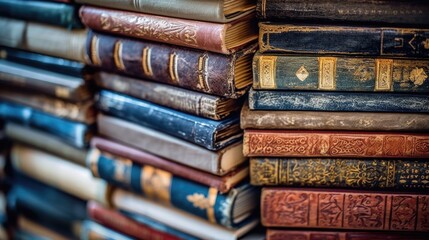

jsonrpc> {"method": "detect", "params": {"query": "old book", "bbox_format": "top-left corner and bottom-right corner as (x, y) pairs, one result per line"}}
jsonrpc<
(259, 23), (429, 57)
(86, 31), (256, 98)
(266, 229), (429, 240)
(0, 101), (92, 148)
(0, 60), (92, 102)
(250, 158), (429, 190)
(0, 0), (82, 29)
(80, 6), (257, 54)
(256, 0), (429, 26)
(80, 221), (133, 240)
(75, 0), (254, 23)
(91, 137), (248, 193)
(98, 90), (241, 150)
(0, 17), (87, 62)
(241, 103), (429, 131)
(96, 72), (243, 120)
(249, 89), (429, 113)
(253, 52), (429, 92)
(261, 188), (429, 231)
(243, 130), (429, 158)
(112, 188), (259, 239)
(98, 114), (245, 176)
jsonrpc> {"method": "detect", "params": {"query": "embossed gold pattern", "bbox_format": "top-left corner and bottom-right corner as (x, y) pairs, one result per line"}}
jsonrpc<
(258, 56), (277, 88)
(197, 54), (210, 91)
(295, 65), (309, 82)
(409, 67), (428, 86)
(250, 158), (278, 185)
(375, 59), (393, 91)
(186, 188), (218, 223)
(318, 57), (337, 90)
(142, 166), (172, 205)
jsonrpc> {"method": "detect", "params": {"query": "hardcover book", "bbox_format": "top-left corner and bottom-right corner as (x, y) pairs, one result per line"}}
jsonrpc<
(86, 31), (256, 98)
(80, 6), (257, 54)
(261, 188), (429, 231)
(80, 221), (133, 240)
(98, 90), (242, 150)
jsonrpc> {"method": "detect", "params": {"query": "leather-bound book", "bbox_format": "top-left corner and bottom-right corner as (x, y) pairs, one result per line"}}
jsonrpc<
(79, 6), (257, 54)
(261, 188), (429, 231)
(91, 137), (248, 193)
(86, 31), (256, 98)
(243, 130), (429, 158)
(256, 0), (429, 26)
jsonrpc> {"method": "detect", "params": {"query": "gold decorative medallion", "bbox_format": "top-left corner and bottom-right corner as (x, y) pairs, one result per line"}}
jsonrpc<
(318, 57), (337, 90)
(409, 67), (428, 86)
(142, 166), (172, 205)
(295, 65), (309, 82)
(258, 56), (277, 88)
(186, 188), (218, 223)
(375, 59), (393, 91)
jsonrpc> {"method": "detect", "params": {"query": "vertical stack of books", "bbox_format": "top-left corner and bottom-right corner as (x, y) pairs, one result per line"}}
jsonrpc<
(242, 0), (429, 239)
(75, 0), (260, 239)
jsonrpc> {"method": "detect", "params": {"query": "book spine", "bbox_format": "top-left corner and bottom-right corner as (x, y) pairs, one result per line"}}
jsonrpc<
(256, 0), (429, 26)
(80, 221), (133, 240)
(243, 130), (429, 158)
(258, 24), (429, 57)
(0, 0), (83, 29)
(248, 89), (429, 113)
(253, 53), (429, 92)
(250, 158), (429, 190)
(261, 188), (429, 231)
(86, 31), (244, 98)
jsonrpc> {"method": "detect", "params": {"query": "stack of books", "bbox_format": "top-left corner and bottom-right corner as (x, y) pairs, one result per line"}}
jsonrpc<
(242, 0), (429, 239)
(74, 0), (260, 239)
(0, 120), (7, 239)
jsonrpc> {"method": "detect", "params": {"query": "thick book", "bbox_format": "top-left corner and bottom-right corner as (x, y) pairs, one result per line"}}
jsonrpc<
(75, 0), (254, 23)
(0, 0), (82, 29)
(80, 6), (257, 54)
(88, 149), (257, 227)
(98, 114), (246, 176)
(261, 188), (429, 231)
(96, 72), (243, 120)
(0, 101), (92, 148)
(259, 23), (429, 57)
(256, 0), (429, 26)
(98, 90), (241, 150)
(249, 89), (429, 113)
(86, 31), (256, 98)
(91, 137), (248, 193)
(243, 130), (429, 158)
(112, 188), (259, 239)
(80, 220), (133, 240)
(250, 158), (429, 190)
(241, 103), (429, 131)
(253, 52), (429, 92)
(0, 17), (87, 62)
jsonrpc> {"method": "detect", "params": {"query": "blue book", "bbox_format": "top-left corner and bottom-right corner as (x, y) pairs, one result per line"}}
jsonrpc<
(80, 221), (133, 240)
(249, 89), (429, 112)
(0, 101), (91, 148)
(98, 90), (241, 150)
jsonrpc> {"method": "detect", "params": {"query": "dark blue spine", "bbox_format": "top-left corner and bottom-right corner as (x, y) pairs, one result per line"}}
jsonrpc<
(249, 89), (429, 113)
(98, 90), (241, 150)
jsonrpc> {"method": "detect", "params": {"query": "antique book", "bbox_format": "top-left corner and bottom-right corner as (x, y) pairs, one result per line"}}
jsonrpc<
(86, 31), (256, 98)
(0, 0), (82, 29)
(80, 221), (133, 240)
(80, 6), (257, 54)
(75, 0), (255, 23)
(0, 102), (92, 148)
(243, 130), (429, 158)
(96, 72), (243, 120)
(0, 60), (92, 102)
(259, 23), (429, 57)
(16, 217), (69, 240)
(98, 114), (246, 176)
(98, 90), (241, 150)
(112, 188), (259, 239)
(253, 52), (429, 92)
(261, 188), (429, 231)
(91, 137), (248, 193)
(88, 149), (257, 227)
(11, 144), (108, 204)
(0, 17), (87, 62)
(249, 89), (429, 112)
(256, 0), (429, 26)
(250, 158), (429, 190)
(5, 123), (87, 166)
(241, 103), (429, 131)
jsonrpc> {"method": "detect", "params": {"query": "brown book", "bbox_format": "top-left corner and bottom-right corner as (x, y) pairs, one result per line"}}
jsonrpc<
(79, 6), (257, 54)
(261, 188), (429, 231)
(91, 137), (248, 193)
(244, 130), (429, 158)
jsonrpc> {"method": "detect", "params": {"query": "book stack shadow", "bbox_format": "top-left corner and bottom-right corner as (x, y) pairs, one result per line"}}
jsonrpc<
(241, 0), (429, 239)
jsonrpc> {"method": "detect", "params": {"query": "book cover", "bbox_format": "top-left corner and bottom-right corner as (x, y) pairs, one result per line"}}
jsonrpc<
(80, 220), (133, 240)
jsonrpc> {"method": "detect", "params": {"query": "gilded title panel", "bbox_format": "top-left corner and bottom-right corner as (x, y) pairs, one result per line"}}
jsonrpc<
(258, 56), (277, 89)
(318, 57), (337, 90)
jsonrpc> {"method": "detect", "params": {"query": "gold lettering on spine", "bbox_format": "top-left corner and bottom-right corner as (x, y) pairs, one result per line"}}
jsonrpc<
(113, 41), (126, 71)
(87, 148), (100, 178)
(207, 188), (218, 223)
(375, 59), (393, 91)
(90, 36), (101, 66)
(258, 56), (277, 89)
(318, 57), (337, 90)
(142, 47), (153, 77)
(197, 54), (210, 91)
(55, 87), (70, 98)
(141, 166), (172, 205)
(169, 53), (179, 83)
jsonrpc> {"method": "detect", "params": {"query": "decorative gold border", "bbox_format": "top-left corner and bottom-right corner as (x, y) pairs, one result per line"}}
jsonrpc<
(318, 57), (337, 90)
(258, 56), (277, 89)
(142, 166), (172, 205)
(375, 59), (393, 91)
(198, 54), (210, 91)
(90, 36), (101, 66)
(207, 187), (218, 223)
(142, 47), (153, 77)
(113, 41), (126, 71)
(169, 53), (179, 83)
